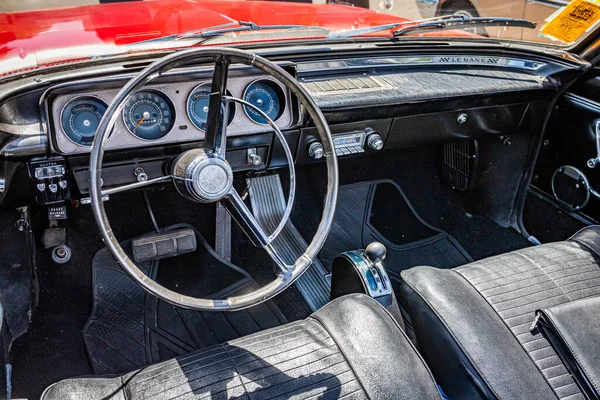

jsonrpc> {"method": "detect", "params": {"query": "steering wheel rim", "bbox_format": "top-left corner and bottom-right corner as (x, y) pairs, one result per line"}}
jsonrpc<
(90, 47), (338, 311)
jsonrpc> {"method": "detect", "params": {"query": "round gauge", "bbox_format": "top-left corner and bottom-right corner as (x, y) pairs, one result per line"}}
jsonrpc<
(60, 97), (107, 146)
(186, 85), (235, 131)
(242, 80), (284, 125)
(123, 90), (174, 140)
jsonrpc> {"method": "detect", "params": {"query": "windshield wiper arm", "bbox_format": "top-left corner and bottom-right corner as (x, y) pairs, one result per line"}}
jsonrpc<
(178, 21), (324, 39)
(326, 22), (408, 39)
(129, 21), (326, 46)
(325, 13), (535, 40)
(392, 14), (536, 37)
(325, 14), (463, 39)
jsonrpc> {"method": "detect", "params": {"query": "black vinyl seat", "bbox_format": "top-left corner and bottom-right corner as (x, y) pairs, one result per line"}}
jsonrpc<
(400, 226), (600, 400)
(42, 294), (442, 400)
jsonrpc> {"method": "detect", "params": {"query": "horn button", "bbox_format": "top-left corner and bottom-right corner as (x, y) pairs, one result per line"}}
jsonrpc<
(172, 149), (234, 203)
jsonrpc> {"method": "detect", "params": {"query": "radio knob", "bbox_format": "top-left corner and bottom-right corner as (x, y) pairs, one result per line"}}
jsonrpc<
(367, 133), (384, 151)
(308, 142), (324, 159)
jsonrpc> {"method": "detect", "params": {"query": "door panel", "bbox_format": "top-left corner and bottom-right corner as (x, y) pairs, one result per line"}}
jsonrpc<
(525, 72), (600, 241)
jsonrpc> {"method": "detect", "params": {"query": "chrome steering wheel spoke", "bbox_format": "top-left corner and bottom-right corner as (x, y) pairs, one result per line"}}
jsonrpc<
(221, 189), (269, 247)
(219, 188), (291, 276)
(101, 175), (173, 196)
(204, 55), (230, 159)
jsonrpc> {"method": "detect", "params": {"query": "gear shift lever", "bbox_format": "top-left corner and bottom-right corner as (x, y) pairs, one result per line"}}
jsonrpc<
(330, 241), (392, 298)
(366, 242), (387, 265)
(330, 241), (404, 328)
(365, 242), (390, 294)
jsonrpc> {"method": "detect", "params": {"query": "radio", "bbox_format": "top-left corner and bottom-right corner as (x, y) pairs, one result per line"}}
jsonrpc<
(308, 128), (384, 159)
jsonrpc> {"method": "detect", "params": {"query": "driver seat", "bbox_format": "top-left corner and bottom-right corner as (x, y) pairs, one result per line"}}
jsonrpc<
(41, 294), (442, 400)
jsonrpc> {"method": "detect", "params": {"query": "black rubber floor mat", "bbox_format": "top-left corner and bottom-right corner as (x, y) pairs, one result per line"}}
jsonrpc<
(320, 180), (472, 280)
(83, 226), (286, 375)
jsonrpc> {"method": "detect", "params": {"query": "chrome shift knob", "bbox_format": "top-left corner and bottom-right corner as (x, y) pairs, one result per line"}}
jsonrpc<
(365, 242), (387, 264)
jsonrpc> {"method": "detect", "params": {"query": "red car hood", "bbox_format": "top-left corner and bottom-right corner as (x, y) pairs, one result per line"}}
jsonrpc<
(0, 0), (410, 61)
(0, 0), (474, 75)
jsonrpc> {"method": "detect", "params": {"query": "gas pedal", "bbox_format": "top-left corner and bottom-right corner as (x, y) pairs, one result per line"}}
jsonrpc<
(248, 174), (330, 311)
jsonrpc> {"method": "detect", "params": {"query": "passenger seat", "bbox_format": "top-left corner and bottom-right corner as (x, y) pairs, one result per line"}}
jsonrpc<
(399, 226), (600, 400)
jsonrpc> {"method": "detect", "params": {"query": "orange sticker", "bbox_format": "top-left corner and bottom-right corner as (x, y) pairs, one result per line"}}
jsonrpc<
(540, 0), (600, 43)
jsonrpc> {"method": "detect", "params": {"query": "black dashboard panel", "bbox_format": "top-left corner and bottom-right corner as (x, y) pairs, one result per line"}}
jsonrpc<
(387, 103), (529, 148)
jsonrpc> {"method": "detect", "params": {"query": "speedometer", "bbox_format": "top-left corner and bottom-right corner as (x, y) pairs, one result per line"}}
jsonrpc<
(60, 97), (107, 146)
(186, 84), (235, 131)
(123, 90), (174, 140)
(242, 80), (284, 125)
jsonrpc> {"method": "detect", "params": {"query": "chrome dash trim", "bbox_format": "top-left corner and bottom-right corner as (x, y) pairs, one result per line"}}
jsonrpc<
(297, 55), (547, 73)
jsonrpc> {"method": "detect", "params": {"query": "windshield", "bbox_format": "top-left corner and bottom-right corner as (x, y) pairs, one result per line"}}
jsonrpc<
(1, 0), (599, 67)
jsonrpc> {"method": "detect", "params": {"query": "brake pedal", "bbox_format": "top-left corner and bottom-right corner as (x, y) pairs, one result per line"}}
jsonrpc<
(132, 228), (197, 263)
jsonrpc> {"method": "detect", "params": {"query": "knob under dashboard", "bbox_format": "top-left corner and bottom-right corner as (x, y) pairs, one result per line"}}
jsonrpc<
(367, 133), (384, 151)
(308, 142), (324, 159)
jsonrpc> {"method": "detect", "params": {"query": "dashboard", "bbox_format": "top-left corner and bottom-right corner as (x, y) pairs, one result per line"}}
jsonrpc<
(0, 44), (589, 211)
(49, 71), (295, 155)
(42, 53), (562, 160)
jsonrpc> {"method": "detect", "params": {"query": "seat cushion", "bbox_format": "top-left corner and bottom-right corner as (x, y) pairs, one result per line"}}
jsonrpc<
(42, 294), (441, 400)
(400, 226), (600, 400)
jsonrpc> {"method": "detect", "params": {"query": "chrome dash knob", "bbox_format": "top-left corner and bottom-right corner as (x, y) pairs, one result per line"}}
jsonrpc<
(367, 133), (384, 151)
(308, 142), (324, 159)
(134, 167), (148, 182)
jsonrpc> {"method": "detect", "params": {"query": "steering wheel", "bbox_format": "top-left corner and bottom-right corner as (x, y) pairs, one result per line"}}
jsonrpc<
(90, 48), (338, 311)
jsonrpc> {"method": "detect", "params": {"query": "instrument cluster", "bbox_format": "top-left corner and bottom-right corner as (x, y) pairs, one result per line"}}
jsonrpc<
(52, 76), (291, 154)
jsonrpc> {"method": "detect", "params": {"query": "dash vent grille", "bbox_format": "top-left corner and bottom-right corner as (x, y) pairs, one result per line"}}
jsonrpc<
(442, 141), (476, 192)
(304, 76), (381, 93)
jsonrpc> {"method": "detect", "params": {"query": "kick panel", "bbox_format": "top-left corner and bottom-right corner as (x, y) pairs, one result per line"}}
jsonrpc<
(532, 93), (600, 222)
